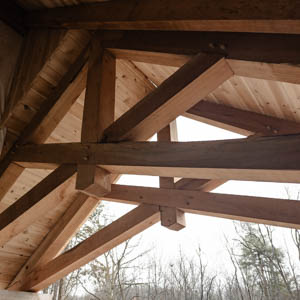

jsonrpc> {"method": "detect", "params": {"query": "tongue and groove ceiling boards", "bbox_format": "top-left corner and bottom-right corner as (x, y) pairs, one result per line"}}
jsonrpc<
(1, 0), (300, 293)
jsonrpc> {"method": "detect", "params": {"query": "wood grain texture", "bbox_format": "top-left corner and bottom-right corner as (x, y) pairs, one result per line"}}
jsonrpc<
(0, 165), (76, 247)
(8, 193), (99, 291)
(26, 0), (300, 34)
(185, 100), (300, 137)
(103, 185), (300, 229)
(13, 135), (300, 183)
(76, 34), (115, 195)
(103, 54), (232, 142)
(158, 122), (185, 231)
(21, 204), (160, 291)
(105, 31), (300, 65)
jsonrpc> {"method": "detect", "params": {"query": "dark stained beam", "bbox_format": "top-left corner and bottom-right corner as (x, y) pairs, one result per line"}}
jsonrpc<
(104, 184), (300, 230)
(185, 100), (300, 137)
(20, 204), (160, 291)
(0, 44), (87, 203)
(0, 1), (26, 36)
(12, 134), (300, 183)
(105, 31), (300, 66)
(0, 165), (77, 247)
(102, 53), (232, 142)
(174, 178), (227, 192)
(26, 0), (300, 34)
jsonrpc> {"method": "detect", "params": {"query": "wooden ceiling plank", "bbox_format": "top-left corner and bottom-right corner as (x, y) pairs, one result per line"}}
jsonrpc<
(103, 53), (232, 142)
(0, 164), (77, 248)
(8, 193), (100, 291)
(185, 100), (300, 137)
(0, 38), (88, 204)
(20, 204), (160, 291)
(26, 0), (300, 34)
(13, 134), (300, 183)
(158, 121), (186, 231)
(105, 31), (300, 66)
(103, 185), (300, 229)
(76, 34), (115, 197)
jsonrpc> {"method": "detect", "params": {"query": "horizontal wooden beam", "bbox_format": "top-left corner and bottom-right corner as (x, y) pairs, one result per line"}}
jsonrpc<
(105, 31), (300, 66)
(13, 134), (300, 183)
(21, 204), (160, 291)
(0, 165), (76, 247)
(103, 54), (232, 142)
(185, 100), (300, 137)
(26, 0), (300, 34)
(174, 178), (227, 192)
(103, 185), (300, 229)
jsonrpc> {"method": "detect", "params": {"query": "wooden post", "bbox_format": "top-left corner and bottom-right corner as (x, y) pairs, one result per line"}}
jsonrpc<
(76, 33), (116, 197)
(158, 121), (186, 231)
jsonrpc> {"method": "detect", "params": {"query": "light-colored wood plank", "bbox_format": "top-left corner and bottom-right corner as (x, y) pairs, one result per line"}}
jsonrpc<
(0, 165), (76, 247)
(227, 60), (300, 84)
(21, 204), (160, 291)
(104, 54), (232, 142)
(8, 193), (99, 291)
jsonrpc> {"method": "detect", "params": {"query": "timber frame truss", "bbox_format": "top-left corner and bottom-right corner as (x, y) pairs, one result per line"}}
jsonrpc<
(2, 0), (300, 293)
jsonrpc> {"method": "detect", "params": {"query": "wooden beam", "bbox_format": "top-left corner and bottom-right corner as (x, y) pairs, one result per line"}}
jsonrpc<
(0, 1), (26, 36)
(0, 165), (76, 247)
(185, 100), (300, 137)
(103, 54), (232, 142)
(0, 38), (88, 203)
(8, 193), (100, 291)
(76, 34), (115, 196)
(105, 31), (300, 66)
(103, 185), (300, 229)
(174, 178), (227, 192)
(158, 122), (185, 231)
(13, 134), (300, 183)
(26, 0), (300, 34)
(21, 204), (160, 291)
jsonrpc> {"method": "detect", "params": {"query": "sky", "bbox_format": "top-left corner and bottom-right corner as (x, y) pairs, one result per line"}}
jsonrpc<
(100, 116), (300, 272)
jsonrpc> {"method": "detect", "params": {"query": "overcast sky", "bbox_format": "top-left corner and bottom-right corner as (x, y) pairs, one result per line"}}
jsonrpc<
(101, 116), (300, 271)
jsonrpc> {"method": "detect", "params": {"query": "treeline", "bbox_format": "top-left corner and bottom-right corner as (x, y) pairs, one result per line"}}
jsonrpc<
(45, 204), (300, 300)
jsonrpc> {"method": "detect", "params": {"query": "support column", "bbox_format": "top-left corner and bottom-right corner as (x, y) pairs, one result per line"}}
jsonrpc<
(76, 32), (116, 196)
(158, 121), (186, 231)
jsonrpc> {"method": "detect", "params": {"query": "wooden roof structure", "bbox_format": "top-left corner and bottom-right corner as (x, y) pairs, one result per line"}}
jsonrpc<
(1, 0), (300, 293)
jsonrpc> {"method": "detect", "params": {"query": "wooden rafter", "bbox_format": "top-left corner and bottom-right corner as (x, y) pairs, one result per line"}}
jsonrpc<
(103, 54), (232, 142)
(103, 185), (300, 229)
(12, 134), (300, 183)
(0, 165), (77, 247)
(185, 100), (300, 137)
(0, 32), (88, 204)
(26, 0), (300, 34)
(8, 193), (99, 291)
(20, 204), (160, 291)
